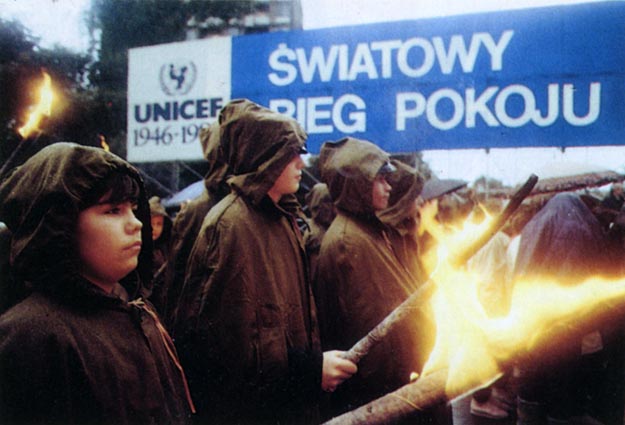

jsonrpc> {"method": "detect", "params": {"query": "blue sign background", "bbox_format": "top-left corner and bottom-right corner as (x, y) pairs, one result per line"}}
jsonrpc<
(231, 3), (625, 154)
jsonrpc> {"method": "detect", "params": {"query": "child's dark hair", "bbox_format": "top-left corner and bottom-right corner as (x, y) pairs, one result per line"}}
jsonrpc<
(80, 171), (141, 210)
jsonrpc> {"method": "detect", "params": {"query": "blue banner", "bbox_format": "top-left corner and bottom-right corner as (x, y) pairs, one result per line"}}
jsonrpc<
(231, 2), (625, 154)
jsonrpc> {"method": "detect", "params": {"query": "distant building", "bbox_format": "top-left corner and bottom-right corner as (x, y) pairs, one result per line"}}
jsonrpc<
(185, 0), (302, 39)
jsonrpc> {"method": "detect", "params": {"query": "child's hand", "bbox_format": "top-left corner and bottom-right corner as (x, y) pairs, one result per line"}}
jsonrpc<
(321, 350), (357, 392)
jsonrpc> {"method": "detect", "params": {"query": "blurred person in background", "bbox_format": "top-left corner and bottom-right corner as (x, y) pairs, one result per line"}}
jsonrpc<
(304, 182), (336, 298)
(514, 192), (625, 425)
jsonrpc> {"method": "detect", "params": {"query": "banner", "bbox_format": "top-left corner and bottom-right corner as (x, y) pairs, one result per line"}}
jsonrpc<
(127, 2), (625, 161)
(127, 38), (231, 162)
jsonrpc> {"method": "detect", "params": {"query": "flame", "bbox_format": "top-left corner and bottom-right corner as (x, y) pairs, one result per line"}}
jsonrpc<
(18, 71), (54, 139)
(415, 204), (625, 401)
(99, 134), (110, 152)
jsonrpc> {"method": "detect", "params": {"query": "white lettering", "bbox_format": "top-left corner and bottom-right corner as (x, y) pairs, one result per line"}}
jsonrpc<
(268, 43), (297, 86)
(370, 40), (402, 78)
(296, 45), (339, 83)
(397, 37), (435, 77)
(532, 84), (559, 127)
(396, 92), (426, 130)
(478, 30), (514, 71)
(495, 85), (535, 127)
(396, 82), (600, 131)
(333, 94), (366, 132)
(270, 95), (367, 134)
(267, 30), (515, 85)
(348, 43), (378, 80)
(465, 87), (499, 127)
(563, 82), (601, 126)
(433, 34), (481, 74)
(427, 89), (464, 130)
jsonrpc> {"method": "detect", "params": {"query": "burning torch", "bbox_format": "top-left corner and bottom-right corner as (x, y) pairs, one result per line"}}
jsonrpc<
(0, 71), (54, 179)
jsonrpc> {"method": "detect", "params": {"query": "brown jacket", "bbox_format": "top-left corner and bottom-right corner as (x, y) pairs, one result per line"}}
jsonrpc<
(316, 138), (427, 415)
(0, 143), (192, 424)
(173, 100), (322, 424)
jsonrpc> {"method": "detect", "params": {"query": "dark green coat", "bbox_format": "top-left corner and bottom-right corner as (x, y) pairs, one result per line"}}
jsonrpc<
(173, 100), (322, 424)
(316, 138), (428, 416)
(0, 143), (193, 425)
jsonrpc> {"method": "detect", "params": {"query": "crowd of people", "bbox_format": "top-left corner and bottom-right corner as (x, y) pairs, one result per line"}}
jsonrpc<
(1, 98), (625, 425)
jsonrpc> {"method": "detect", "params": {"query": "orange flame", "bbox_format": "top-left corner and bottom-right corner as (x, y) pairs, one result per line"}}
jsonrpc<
(416, 201), (625, 400)
(99, 134), (110, 152)
(18, 71), (54, 139)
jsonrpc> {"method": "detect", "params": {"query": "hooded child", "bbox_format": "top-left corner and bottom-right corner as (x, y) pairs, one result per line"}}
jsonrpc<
(0, 142), (195, 424)
(315, 138), (434, 421)
(149, 196), (172, 273)
(172, 99), (356, 424)
(304, 182), (336, 300)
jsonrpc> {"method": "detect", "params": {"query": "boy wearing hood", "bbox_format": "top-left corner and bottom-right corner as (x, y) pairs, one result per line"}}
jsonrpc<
(316, 138), (431, 420)
(0, 143), (194, 424)
(173, 99), (356, 424)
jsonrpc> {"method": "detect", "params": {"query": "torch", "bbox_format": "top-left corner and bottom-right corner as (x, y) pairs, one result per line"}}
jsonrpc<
(0, 71), (54, 180)
(325, 272), (625, 424)
(342, 174), (539, 364)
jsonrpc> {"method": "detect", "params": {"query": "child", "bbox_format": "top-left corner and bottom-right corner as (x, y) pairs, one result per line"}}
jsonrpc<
(315, 138), (434, 421)
(172, 99), (356, 424)
(149, 196), (172, 276)
(0, 142), (194, 424)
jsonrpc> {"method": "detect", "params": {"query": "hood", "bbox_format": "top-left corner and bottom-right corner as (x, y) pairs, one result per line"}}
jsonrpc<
(377, 159), (424, 233)
(305, 183), (335, 229)
(198, 118), (229, 201)
(0, 142), (153, 298)
(149, 196), (168, 217)
(149, 196), (172, 244)
(319, 137), (391, 217)
(215, 99), (307, 205)
(514, 192), (607, 283)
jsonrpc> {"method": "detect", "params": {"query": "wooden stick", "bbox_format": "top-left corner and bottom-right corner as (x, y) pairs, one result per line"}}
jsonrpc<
(324, 368), (449, 425)
(450, 174), (538, 267)
(327, 293), (625, 425)
(342, 174), (538, 364)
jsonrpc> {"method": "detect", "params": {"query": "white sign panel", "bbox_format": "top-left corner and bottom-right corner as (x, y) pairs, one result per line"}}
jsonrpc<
(127, 37), (231, 162)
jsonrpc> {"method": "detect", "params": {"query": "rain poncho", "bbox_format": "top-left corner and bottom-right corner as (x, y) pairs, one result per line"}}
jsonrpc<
(304, 182), (336, 296)
(377, 159), (427, 284)
(173, 100), (322, 424)
(514, 192), (625, 424)
(0, 143), (193, 424)
(316, 138), (427, 416)
(160, 99), (266, 327)
(515, 192), (612, 281)
(149, 196), (172, 274)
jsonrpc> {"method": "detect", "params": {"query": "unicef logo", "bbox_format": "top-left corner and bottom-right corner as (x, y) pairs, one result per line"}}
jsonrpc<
(159, 60), (197, 96)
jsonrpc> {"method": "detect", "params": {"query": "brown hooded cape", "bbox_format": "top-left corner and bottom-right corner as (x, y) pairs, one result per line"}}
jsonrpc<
(316, 138), (429, 417)
(0, 143), (192, 424)
(173, 100), (322, 424)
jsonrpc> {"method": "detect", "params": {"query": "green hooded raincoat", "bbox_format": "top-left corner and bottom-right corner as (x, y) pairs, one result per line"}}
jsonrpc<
(0, 143), (193, 424)
(316, 138), (429, 417)
(173, 100), (322, 424)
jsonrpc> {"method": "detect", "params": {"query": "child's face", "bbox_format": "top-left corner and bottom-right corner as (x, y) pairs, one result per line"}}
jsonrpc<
(268, 154), (305, 202)
(76, 192), (143, 292)
(371, 174), (392, 211)
(151, 215), (164, 241)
